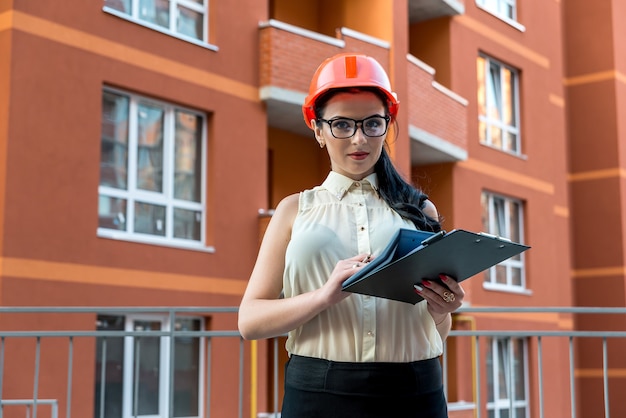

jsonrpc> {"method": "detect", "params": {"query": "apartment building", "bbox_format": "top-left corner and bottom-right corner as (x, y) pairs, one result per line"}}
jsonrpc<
(0, 0), (623, 417)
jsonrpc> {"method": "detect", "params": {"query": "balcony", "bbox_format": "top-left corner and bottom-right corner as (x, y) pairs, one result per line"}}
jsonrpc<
(259, 19), (468, 167)
(409, 0), (465, 23)
(1, 306), (624, 418)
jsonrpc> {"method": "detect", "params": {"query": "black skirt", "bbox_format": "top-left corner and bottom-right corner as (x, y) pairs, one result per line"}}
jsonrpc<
(281, 355), (448, 418)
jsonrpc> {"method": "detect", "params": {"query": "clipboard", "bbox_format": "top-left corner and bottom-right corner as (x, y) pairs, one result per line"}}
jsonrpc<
(341, 228), (530, 304)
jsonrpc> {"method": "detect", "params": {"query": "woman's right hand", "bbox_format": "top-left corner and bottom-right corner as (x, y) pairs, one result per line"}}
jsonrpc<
(318, 254), (372, 307)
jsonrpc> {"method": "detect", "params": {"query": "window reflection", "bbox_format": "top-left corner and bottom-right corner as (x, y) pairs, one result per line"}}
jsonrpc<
(99, 88), (205, 244)
(101, 92), (129, 190)
(477, 56), (520, 154)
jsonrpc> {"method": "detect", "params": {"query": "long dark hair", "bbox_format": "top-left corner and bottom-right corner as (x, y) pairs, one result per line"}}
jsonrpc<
(314, 88), (442, 232)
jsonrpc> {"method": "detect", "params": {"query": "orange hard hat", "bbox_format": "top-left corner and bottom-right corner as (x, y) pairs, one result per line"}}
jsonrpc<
(302, 53), (399, 129)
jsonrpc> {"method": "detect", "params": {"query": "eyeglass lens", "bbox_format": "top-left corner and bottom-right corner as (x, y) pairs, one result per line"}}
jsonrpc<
(329, 116), (388, 138)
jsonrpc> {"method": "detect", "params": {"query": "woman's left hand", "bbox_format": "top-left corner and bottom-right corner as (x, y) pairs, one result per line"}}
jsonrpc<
(414, 274), (464, 317)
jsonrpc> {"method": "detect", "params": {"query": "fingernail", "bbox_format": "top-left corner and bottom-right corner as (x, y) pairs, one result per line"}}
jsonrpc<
(439, 274), (448, 282)
(414, 284), (423, 292)
(422, 280), (431, 287)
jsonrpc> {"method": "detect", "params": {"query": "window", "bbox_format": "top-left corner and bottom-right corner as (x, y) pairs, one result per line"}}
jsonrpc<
(104, 0), (208, 43)
(94, 314), (204, 418)
(481, 192), (526, 289)
(477, 55), (521, 155)
(99, 88), (207, 249)
(476, 0), (517, 21)
(486, 338), (529, 418)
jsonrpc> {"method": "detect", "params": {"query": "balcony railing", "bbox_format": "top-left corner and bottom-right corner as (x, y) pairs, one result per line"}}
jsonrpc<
(0, 306), (624, 418)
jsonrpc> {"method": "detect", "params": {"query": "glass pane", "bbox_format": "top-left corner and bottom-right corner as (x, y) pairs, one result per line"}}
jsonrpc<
(488, 411), (495, 418)
(513, 340), (526, 400)
(174, 111), (202, 202)
(136, 103), (164, 193)
(500, 409), (510, 418)
(94, 315), (125, 418)
(487, 63), (502, 122)
(133, 320), (161, 416)
(139, 0), (170, 28)
(105, 0), (131, 14)
(174, 208), (201, 241)
(479, 120), (488, 143)
(173, 318), (201, 417)
(486, 338), (495, 402)
(515, 407), (526, 418)
(511, 266), (522, 286)
(490, 125), (503, 148)
(503, 68), (516, 126)
(477, 57), (486, 117)
(99, 196), (127, 231)
(495, 264), (507, 284)
(506, 4), (516, 20)
(505, 131), (517, 152)
(177, 6), (203, 39)
(508, 201), (521, 242)
(497, 339), (510, 401)
(101, 92), (129, 190)
(493, 197), (506, 236)
(481, 193), (490, 232)
(134, 202), (166, 236)
(484, 267), (493, 283)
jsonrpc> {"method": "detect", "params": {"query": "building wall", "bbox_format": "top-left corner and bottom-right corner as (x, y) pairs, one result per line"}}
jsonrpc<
(2, 3), (269, 300)
(2, 0), (623, 417)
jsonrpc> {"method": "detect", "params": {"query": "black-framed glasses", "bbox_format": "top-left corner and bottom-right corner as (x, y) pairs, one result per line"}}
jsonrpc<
(317, 115), (390, 139)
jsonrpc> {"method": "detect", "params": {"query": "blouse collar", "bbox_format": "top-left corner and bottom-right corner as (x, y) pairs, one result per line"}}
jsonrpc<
(321, 171), (379, 201)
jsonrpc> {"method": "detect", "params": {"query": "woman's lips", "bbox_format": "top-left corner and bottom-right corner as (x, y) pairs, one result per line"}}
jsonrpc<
(349, 152), (369, 160)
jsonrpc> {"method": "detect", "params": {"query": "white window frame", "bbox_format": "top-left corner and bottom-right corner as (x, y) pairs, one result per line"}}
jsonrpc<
(475, 0), (525, 31)
(103, 0), (216, 50)
(477, 55), (522, 156)
(482, 191), (528, 292)
(486, 337), (530, 418)
(97, 314), (206, 418)
(98, 87), (212, 252)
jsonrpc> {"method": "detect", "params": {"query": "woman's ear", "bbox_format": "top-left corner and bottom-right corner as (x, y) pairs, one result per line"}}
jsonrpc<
(312, 119), (324, 145)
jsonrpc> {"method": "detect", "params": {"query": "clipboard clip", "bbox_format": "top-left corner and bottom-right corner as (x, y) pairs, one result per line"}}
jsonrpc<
(420, 230), (446, 246)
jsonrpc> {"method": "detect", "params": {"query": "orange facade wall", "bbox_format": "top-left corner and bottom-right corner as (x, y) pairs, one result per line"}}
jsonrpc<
(2, 7), (271, 294)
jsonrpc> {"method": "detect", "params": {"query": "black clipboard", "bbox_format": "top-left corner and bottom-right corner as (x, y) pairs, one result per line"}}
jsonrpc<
(341, 228), (530, 304)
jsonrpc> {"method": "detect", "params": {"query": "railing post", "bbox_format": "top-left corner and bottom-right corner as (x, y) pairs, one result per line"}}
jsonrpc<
(537, 336), (544, 418)
(603, 337), (610, 418)
(66, 336), (73, 418)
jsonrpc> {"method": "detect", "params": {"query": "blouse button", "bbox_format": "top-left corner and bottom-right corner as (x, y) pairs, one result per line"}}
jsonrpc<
(367, 331), (374, 337)
(360, 226), (365, 231)
(354, 182), (361, 187)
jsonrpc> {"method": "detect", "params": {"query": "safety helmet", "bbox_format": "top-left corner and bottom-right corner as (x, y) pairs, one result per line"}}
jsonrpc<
(302, 53), (399, 129)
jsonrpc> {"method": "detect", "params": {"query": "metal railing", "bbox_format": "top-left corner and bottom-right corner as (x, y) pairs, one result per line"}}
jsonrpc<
(0, 306), (624, 418)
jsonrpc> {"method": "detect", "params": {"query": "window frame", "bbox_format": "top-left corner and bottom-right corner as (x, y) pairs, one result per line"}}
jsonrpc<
(95, 314), (206, 418)
(486, 337), (530, 418)
(98, 87), (212, 252)
(477, 54), (522, 156)
(103, 0), (217, 50)
(481, 191), (528, 292)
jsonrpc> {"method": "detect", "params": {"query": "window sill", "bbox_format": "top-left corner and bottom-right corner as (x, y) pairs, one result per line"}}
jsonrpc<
(98, 229), (215, 253)
(483, 282), (532, 295)
(475, 4), (526, 32)
(103, 7), (219, 51)
(479, 142), (528, 160)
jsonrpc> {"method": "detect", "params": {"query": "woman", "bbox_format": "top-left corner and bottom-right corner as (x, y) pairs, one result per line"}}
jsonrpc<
(238, 53), (464, 417)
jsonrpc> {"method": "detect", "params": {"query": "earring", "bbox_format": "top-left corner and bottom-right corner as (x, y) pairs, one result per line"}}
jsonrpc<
(319, 142), (325, 148)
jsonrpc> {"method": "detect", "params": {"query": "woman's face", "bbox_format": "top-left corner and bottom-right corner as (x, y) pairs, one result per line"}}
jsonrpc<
(313, 91), (387, 180)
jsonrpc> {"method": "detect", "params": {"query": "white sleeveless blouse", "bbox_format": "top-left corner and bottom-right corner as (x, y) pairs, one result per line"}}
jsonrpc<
(283, 171), (443, 362)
